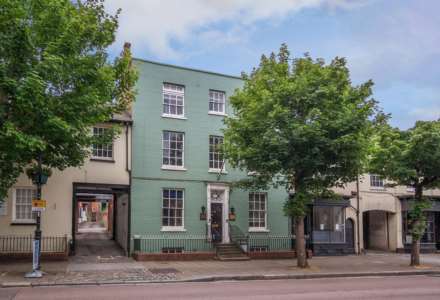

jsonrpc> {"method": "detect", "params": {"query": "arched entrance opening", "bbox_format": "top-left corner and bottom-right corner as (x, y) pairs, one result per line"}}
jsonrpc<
(363, 210), (393, 251)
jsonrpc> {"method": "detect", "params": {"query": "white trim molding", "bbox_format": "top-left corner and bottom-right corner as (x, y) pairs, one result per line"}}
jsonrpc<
(208, 168), (228, 174)
(161, 114), (187, 120)
(160, 227), (186, 232)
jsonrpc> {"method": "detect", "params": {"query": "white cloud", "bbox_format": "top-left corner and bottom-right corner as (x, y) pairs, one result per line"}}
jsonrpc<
(106, 0), (366, 59)
(343, 3), (440, 89)
(409, 107), (440, 121)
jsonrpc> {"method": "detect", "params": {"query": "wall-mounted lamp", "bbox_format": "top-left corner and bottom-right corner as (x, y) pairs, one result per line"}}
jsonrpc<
(229, 206), (236, 221)
(200, 206), (207, 220)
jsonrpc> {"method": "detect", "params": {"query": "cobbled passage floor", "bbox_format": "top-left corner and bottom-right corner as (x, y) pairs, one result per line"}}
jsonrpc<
(54, 269), (177, 284)
(28, 269), (178, 286)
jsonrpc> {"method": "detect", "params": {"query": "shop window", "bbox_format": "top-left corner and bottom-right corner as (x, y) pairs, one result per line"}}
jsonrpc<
(312, 206), (345, 244)
(402, 211), (435, 244)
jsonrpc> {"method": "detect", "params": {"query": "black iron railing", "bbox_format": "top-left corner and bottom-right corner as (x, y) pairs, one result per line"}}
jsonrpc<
(133, 234), (214, 253)
(229, 224), (249, 249)
(248, 234), (295, 252)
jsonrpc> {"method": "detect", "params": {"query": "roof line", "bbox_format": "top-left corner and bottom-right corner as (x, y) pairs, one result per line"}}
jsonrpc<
(133, 57), (243, 80)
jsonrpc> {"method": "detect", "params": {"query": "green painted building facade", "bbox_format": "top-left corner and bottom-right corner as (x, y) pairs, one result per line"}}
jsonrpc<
(130, 59), (355, 257)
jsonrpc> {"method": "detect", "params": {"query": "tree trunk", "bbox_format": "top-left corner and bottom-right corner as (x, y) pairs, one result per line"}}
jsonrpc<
(410, 185), (423, 267)
(295, 215), (309, 268)
(410, 237), (420, 266)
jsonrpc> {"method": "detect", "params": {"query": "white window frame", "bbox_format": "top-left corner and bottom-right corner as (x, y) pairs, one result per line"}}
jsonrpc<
(208, 135), (226, 173)
(208, 90), (226, 115)
(161, 188), (185, 231)
(162, 83), (185, 119)
(248, 192), (268, 232)
(162, 131), (186, 171)
(370, 174), (385, 189)
(91, 127), (114, 160)
(12, 188), (37, 223)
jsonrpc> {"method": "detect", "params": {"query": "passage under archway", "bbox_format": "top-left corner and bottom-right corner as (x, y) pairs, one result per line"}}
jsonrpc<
(363, 210), (392, 251)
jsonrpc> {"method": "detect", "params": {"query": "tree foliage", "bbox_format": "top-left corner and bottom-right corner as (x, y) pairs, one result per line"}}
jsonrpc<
(224, 44), (378, 267)
(0, 0), (137, 199)
(369, 120), (440, 265)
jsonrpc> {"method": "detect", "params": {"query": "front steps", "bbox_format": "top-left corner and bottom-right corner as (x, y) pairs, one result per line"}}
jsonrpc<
(215, 243), (250, 261)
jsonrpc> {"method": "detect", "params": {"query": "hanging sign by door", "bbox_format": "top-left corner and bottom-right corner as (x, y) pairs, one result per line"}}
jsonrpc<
(31, 199), (47, 212)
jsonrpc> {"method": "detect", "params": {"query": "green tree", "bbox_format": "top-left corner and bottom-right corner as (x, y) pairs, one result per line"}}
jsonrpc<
(223, 44), (378, 268)
(369, 120), (440, 266)
(0, 0), (137, 200)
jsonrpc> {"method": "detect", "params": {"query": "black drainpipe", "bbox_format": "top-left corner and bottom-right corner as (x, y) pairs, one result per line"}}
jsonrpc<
(125, 122), (132, 256)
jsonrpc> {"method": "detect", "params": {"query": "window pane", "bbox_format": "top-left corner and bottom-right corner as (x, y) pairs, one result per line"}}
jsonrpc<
(209, 136), (223, 170)
(91, 127), (113, 158)
(248, 193), (267, 228)
(162, 189), (184, 228)
(370, 174), (384, 187)
(209, 90), (226, 112)
(15, 188), (36, 222)
(163, 132), (184, 167)
(163, 83), (184, 116)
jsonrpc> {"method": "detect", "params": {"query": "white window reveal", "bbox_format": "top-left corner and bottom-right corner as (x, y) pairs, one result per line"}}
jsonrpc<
(162, 131), (184, 169)
(370, 174), (384, 188)
(0, 199), (7, 216)
(249, 192), (267, 230)
(163, 83), (185, 118)
(92, 127), (113, 160)
(209, 135), (224, 171)
(209, 90), (226, 115)
(13, 188), (37, 223)
(162, 188), (184, 230)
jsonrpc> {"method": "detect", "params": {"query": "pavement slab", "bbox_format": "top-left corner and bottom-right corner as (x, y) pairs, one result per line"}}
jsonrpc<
(0, 252), (439, 287)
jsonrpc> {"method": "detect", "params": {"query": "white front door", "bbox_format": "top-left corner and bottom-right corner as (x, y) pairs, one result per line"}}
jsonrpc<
(207, 184), (230, 243)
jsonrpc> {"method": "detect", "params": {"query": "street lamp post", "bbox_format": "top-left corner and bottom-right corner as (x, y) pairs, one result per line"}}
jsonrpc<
(25, 154), (45, 278)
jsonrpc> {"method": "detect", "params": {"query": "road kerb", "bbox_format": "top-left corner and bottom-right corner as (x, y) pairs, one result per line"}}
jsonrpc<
(2, 270), (440, 288)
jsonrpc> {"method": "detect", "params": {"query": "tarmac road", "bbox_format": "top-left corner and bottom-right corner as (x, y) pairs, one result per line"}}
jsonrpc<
(1, 275), (440, 300)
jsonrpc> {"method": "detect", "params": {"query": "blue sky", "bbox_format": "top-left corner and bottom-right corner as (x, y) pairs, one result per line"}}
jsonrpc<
(106, 0), (440, 129)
